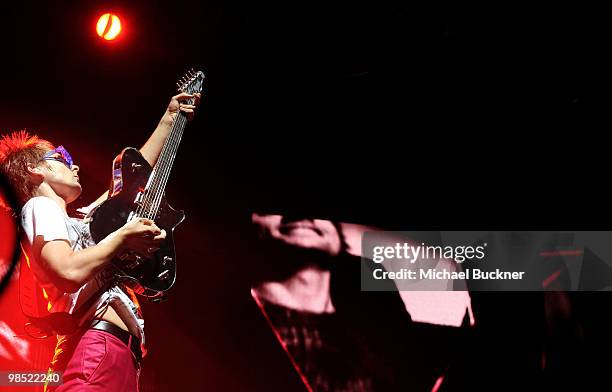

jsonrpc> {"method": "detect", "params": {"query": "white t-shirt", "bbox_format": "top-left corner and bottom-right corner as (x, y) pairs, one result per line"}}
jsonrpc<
(19, 196), (145, 350)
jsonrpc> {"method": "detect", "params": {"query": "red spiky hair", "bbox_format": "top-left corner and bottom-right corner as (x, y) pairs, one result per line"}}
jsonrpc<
(0, 130), (54, 207)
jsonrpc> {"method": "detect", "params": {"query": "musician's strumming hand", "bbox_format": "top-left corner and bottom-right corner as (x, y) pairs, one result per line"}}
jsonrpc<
(117, 217), (167, 256)
(34, 216), (166, 293)
(161, 92), (201, 125)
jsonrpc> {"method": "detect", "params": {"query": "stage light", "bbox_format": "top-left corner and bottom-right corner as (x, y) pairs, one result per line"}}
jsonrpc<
(96, 13), (122, 41)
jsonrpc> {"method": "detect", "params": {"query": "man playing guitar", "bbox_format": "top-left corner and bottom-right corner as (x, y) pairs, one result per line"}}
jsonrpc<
(0, 89), (200, 391)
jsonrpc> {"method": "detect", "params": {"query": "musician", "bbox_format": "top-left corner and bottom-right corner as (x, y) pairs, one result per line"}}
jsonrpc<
(0, 91), (200, 391)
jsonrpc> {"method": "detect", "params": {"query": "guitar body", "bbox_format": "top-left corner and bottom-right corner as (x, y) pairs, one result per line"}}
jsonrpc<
(89, 147), (184, 294)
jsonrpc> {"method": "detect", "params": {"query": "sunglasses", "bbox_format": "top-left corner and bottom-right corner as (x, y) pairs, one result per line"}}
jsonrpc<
(41, 145), (74, 169)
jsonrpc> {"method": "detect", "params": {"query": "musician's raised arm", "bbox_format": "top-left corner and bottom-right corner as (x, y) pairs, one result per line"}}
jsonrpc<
(88, 91), (201, 209)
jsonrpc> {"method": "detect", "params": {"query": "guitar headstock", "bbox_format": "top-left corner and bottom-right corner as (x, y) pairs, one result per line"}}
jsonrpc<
(176, 68), (205, 95)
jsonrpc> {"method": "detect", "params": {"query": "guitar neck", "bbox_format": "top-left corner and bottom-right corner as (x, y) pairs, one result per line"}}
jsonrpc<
(140, 111), (189, 218)
(134, 70), (205, 220)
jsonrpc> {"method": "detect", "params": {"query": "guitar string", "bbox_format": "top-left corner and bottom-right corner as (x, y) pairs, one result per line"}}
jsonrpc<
(147, 76), (200, 216)
(140, 88), (193, 219)
(133, 123), (168, 219)
(152, 72), (204, 213)
(135, 74), (201, 221)
(151, 109), (190, 214)
(148, 105), (188, 218)
(135, 90), (188, 219)
(142, 78), (195, 218)
(137, 114), (182, 219)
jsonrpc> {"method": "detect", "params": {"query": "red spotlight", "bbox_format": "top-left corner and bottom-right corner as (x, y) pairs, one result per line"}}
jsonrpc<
(96, 13), (122, 41)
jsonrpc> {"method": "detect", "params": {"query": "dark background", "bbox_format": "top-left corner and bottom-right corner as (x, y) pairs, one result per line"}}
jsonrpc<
(1, 1), (610, 390)
(2, 0), (609, 228)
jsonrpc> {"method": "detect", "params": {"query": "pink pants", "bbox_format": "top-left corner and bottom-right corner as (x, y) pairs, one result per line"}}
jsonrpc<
(48, 329), (140, 392)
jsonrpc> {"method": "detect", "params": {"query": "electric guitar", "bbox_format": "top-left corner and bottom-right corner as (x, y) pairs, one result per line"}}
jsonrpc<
(88, 70), (205, 298)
